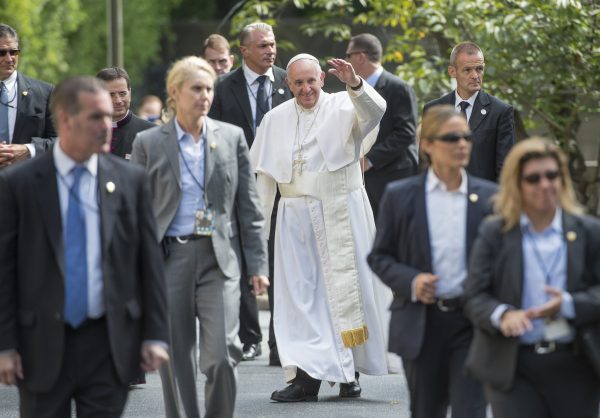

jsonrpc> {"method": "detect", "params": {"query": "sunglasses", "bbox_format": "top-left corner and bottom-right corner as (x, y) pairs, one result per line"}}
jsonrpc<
(345, 51), (365, 59)
(521, 169), (561, 184)
(0, 49), (20, 57)
(431, 132), (473, 143)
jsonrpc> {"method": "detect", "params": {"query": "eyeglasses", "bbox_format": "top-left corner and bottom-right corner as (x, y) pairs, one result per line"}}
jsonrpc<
(345, 51), (365, 59)
(431, 132), (473, 143)
(0, 49), (20, 57)
(521, 169), (561, 184)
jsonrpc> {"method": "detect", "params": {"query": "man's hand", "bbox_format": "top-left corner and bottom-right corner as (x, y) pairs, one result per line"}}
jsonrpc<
(359, 157), (372, 173)
(527, 286), (562, 319)
(327, 58), (361, 88)
(500, 309), (533, 337)
(250, 275), (270, 296)
(0, 143), (30, 168)
(140, 343), (169, 372)
(0, 351), (23, 385)
(414, 273), (438, 304)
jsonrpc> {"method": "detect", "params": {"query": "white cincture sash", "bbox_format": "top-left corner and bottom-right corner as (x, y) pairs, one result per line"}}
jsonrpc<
(278, 161), (368, 348)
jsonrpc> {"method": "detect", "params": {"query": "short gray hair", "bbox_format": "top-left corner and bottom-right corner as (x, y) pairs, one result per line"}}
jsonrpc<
(239, 22), (273, 46)
(449, 42), (483, 66)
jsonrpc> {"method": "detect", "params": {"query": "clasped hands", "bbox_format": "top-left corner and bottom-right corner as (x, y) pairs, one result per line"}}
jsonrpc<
(249, 275), (270, 296)
(0, 142), (30, 168)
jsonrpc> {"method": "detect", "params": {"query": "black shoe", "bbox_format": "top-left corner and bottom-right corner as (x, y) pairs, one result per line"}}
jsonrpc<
(269, 346), (281, 367)
(242, 343), (262, 361)
(271, 383), (318, 402)
(339, 373), (361, 398)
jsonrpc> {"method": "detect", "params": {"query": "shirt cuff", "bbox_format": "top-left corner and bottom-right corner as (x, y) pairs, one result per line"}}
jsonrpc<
(411, 276), (418, 303)
(347, 78), (364, 97)
(560, 291), (575, 319)
(25, 143), (36, 158)
(143, 340), (169, 350)
(491, 304), (511, 328)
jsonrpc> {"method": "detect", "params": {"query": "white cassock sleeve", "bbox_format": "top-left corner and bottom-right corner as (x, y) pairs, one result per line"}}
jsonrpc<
(255, 172), (277, 238)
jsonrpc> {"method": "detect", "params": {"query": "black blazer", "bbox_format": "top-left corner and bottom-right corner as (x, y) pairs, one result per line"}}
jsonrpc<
(13, 72), (57, 153)
(367, 172), (497, 360)
(0, 150), (168, 392)
(463, 213), (600, 391)
(423, 90), (515, 182)
(209, 65), (292, 147)
(111, 112), (155, 159)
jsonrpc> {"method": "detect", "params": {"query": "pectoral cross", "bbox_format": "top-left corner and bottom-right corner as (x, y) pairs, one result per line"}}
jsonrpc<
(293, 155), (307, 174)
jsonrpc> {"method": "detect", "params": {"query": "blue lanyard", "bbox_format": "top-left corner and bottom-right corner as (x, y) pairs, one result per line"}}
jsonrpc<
(524, 227), (565, 284)
(177, 131), (206, 195)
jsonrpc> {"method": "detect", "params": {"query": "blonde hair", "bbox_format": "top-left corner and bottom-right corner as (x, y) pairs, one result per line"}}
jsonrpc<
(419, 104), (465, 164)
(494, 137), (583, 230)
(164, 56), (216, 120)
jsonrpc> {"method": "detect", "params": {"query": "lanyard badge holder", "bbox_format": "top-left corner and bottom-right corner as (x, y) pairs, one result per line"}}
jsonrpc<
(195, 206), (214, 236)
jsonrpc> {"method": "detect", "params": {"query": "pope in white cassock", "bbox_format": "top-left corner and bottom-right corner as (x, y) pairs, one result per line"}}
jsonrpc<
(249, 53), (394, 402)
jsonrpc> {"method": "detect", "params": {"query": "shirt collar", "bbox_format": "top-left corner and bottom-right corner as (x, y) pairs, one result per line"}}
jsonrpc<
(174, 117), (206, 142)
(426, 167), (468, 194)
(454, 90), (479, 107)
(1, 70), (17, 89)
(520, 207), (563, 234)
(365, 66), (383, 88)
(112, 110), (132, 128)
(53, 139), (98, 178)
(243, 62), (275, 84)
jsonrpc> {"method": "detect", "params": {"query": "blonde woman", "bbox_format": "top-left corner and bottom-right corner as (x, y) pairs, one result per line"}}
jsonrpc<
(464, 137), (600, 417)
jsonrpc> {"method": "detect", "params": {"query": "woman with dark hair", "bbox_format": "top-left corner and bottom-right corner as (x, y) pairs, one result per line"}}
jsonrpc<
(368, 104), (496, 417)
(464, 137), (600, 417)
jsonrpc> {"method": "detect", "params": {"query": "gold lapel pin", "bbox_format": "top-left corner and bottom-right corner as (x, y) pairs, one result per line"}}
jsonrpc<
(469, 193), (479, 203)
(22, 91), (28, 97)
(278, 88), (285, 95)
(566, 231), (577, 242)
(210, 142), (217, 150)
(106, 181), (116, 193)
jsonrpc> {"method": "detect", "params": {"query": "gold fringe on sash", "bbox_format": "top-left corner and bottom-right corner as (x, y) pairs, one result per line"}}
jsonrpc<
(340, 325), (369, 348)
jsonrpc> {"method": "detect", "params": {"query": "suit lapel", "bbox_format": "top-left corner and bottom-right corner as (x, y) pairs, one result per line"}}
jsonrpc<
(97, 155), (120, 255)
(35, 150), (65, 277)
(415, 174), (433, 271)
(469, 91), (490, 132)
(204, 118), (218, 189)
(466, 177), (484, 258)
(230, 69), (254, 135)
(13, 73), (30, 142)
(271, 69), (289, 107)
(160, 120), (181, 187)
(374, 70), (389, 95)
(563, 213), (583, 291)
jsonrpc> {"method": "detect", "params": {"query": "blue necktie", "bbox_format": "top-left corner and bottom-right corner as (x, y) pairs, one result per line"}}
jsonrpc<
(0, 82), (9, 142)
(64, 166), (88, 328)
(255, 75), (268, 129)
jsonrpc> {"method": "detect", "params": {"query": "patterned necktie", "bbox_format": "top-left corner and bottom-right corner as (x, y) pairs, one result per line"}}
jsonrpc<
(0, 82), (9, 142)
(255, 75), (269, 129)
(459, 101), (470, 119)
(64, 166), (88, 328)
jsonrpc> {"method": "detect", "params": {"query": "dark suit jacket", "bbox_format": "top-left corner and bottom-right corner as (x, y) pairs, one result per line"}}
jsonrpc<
(13, 72), (57, 153)
(0, 150), (168, 392)
(208, 65), (292, 148)
(367, 172), (497, 360)
(463, 213), (600, 391)
(111, 112), (155, 159)
(423, 90), (515, 182)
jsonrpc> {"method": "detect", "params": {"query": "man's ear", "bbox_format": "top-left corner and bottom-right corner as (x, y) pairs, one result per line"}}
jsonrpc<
(448, 65), (456, 79)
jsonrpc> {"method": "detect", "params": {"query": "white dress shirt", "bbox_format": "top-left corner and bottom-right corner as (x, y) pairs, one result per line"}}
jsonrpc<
(243, 62), (274, 132)
(454, 90), (479, 122)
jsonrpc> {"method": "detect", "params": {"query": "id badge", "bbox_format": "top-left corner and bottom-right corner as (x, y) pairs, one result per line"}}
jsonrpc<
(195, 208), (215, 236)
(543, 317), (571, 341)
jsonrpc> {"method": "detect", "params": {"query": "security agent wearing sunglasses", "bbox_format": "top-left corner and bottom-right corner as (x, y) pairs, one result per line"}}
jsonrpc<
(0, 23), (56, 169)
(369, 105), (497, 418)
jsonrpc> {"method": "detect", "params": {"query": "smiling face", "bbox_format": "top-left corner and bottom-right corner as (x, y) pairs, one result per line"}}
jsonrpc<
(0, 36), (19, 80)
(421, 115), (472, 171)
(240, 29), (276, 74)
(448, 51), (485, 99)
(286, 59), (325, 110)
(520, 156), (562, 218)
(104, 77), (131, 121)
(170, 69), (214, 120)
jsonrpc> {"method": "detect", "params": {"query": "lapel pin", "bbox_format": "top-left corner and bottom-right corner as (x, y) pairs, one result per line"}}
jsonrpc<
(210, 142), (217, 150)
(22, 91), (28, 97)
(566, 231), (577, 242)
(469, 193), (479, 203)
(278, 88), (285, 95)
(106, 181), (115, 193)
(480, 109), (487, 115)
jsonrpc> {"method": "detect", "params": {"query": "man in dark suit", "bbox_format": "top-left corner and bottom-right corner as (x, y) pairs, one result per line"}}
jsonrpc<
(0, 24), (56, 169)
(345, 33), (418, 218)
(0, 76), (168, 417)
(368, 106), (495, 417)
(209, 22), (293, 364)
(96, 67), (155, 161)
(423, 42), (515, 182)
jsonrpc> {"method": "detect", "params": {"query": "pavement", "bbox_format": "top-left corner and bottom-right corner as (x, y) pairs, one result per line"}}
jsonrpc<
(0, 311), (411, 417)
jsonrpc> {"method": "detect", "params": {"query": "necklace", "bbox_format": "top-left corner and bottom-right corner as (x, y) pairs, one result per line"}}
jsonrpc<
(293, 103), (321, 174)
